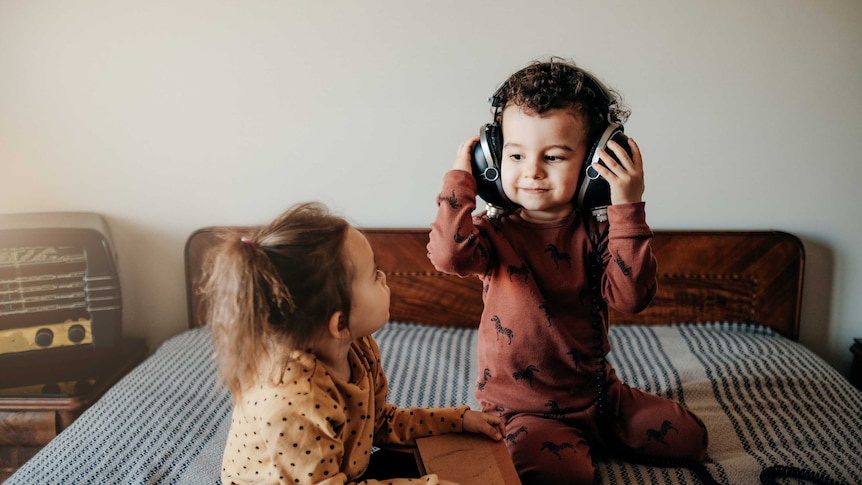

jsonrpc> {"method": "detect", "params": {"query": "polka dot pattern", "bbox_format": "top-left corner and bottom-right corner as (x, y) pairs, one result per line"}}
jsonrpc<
(221, 336), (468, 484)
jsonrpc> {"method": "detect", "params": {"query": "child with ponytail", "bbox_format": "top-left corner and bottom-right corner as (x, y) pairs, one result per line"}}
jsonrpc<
(204, 202), (503, 485)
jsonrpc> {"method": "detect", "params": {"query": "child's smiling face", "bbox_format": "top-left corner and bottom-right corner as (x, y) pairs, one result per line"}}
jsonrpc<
(500, 105), (589, 223)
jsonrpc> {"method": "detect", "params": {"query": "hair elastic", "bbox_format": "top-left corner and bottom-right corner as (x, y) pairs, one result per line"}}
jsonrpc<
(240, 236), (255, 247)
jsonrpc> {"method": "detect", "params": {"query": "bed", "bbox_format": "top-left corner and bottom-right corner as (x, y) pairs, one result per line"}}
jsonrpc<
(7, 227), (861, 485)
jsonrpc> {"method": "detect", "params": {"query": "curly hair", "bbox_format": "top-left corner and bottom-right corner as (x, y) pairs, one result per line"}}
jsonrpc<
(492, 57), (630, 138)
(203, 202), (352, 396)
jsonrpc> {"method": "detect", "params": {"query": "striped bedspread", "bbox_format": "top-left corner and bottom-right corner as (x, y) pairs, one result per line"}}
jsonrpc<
(8, 322), (861, 484)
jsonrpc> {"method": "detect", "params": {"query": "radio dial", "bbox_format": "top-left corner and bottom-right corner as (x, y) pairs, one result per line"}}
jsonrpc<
(68, 324), (87, 343)
(35, 328), (54, 347)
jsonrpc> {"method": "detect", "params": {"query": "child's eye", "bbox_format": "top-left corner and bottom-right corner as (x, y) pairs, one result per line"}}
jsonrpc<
(509, 154), (522, 161)
(546, 155), (565, 162)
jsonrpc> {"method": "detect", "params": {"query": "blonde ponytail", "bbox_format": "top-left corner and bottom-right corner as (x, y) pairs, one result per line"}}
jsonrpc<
(203, 202), (351, 396)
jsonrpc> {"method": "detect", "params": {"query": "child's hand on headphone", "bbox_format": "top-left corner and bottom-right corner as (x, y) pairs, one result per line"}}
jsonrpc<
(592, 137), (645, 205)
(453, 135), (480, 173)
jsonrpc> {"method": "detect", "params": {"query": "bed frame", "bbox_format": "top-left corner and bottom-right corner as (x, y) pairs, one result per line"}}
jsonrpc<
(18, 227), (862, 485)
(185, 228), (804, 340)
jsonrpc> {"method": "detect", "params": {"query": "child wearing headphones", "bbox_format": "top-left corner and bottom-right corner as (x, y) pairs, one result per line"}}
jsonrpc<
(427, 59), (708, 485)
(206, 202), (503, 485)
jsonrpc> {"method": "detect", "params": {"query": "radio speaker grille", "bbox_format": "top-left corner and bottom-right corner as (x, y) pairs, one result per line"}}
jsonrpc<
(0, 212), (121, 356)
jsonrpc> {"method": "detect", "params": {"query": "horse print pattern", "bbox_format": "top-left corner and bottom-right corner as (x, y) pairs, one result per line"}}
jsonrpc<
(507, 264), (530, 283)
(646, 420), (678, 447)
(512, 365), (539, 387)
(565, 347), (584, 371)
(539, 301), (554, 326)
(437, 190), (461, 209)
(477, 368), (492, 391)
(505, 426), (528, 444)
(491, 315), (514, 345)
(614, 250), (632, 275)
(540, 441), (575, 460)
(544, 244), (572, 269)
(543, 400), (577, 419)
(453, 226), (477, 246)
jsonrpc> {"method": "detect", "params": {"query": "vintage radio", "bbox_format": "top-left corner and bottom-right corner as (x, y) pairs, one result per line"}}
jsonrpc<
(0, 212), (122, 357)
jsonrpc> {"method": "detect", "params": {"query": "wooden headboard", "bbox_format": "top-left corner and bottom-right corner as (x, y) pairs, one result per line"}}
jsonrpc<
(185, 229), (804, 340)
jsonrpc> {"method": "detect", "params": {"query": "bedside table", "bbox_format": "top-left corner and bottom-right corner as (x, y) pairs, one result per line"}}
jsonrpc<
(0, 338), (148, 481)
(851, 338), (862, 391)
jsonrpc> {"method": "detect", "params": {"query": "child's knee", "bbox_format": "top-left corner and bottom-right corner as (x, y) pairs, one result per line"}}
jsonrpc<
(616, 386), (709, 460)
(512, 445), (594, 485)
(630, 409), (708, 460)
(504, 416), (595, 485)
(669, 407), (709, 461)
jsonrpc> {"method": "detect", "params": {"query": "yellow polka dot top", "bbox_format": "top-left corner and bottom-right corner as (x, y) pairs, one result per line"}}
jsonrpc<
(221, 335), (469, 484)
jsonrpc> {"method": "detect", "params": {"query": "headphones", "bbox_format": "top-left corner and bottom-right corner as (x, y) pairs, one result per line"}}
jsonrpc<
(470, 67), (631, 220)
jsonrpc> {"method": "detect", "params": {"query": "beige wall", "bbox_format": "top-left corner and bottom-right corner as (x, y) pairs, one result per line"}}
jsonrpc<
(2, 0), (861, 375)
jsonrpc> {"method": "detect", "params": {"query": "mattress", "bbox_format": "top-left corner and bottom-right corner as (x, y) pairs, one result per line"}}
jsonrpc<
(8, 322), (861, 484)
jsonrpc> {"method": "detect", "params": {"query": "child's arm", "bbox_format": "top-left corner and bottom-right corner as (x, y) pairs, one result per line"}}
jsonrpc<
(427, 137), (493, 277)
(364, 337), (503, 446)
(601, 203), (657, 313)
(590, 137), (657, 313)
(373, 404), (503, 446)
(235, 389), (444, 485)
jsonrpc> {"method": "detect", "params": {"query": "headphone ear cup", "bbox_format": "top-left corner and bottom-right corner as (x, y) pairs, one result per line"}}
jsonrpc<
(471, 123), (516, 211)
(577, 123), (629, 212)
(584, 132), (605, 181)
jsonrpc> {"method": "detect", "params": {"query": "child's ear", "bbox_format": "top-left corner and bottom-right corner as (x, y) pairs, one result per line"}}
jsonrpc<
(327, 311), (351, 339)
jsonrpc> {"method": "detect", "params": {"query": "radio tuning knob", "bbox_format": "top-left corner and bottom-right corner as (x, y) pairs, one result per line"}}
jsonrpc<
(35, 328), (54, 347)
(68, 324), (86, 343)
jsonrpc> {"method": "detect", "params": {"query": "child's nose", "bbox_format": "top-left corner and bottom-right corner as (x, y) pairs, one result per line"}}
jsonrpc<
(522, 158), (544, 178)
